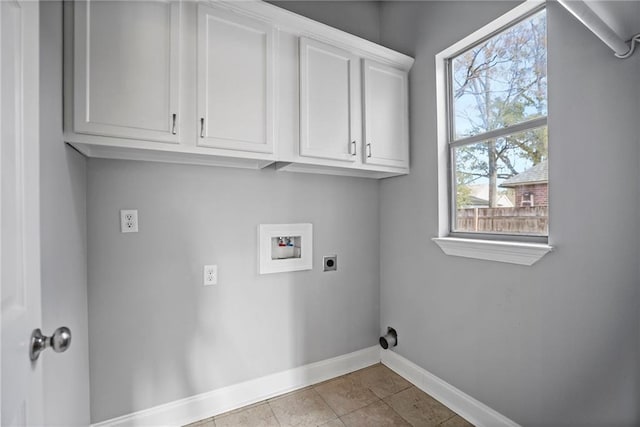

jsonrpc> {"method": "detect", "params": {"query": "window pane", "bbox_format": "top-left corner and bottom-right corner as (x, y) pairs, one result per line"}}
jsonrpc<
(453, 127), (548, 236)
(451, 10), (547, 140)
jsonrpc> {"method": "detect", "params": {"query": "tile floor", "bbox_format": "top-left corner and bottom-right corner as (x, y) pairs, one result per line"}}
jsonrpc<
(184, 363), (474, 427)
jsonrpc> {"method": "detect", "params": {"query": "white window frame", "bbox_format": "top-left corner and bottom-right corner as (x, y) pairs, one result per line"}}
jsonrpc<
(432, 0), (552, 266)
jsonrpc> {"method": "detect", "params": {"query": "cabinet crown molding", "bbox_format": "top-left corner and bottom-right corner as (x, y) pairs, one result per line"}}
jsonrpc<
(207, 0), (415, 70)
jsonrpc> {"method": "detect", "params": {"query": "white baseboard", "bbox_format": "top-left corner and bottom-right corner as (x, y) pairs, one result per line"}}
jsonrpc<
(92, 345), (518, 427)
(91, 346), (380, 427)
(380, 350), (520, 427)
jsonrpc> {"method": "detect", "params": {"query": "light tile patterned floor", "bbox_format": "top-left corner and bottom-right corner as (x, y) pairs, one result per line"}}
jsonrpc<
(184, 363), (474, 427)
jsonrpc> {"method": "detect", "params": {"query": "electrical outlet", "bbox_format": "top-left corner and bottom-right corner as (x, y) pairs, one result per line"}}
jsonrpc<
(323, 255), (337, 272)
(120, 210), (138, 233)
(204, 265), (217, 286)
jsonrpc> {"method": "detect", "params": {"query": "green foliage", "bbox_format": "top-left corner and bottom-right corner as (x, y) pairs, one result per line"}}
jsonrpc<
(456, 175), (473, 209)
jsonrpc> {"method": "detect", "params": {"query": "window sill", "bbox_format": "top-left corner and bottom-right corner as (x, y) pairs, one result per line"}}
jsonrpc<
(432, 237), (552, 265)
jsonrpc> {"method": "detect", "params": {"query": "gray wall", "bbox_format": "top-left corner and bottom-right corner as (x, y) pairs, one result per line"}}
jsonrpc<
(268, 1), (381, 43)
(87, 161), (380, 422)
(40, 2), (91, 426)
(636, 40), (640, 426)
(379, 1), (640, 426)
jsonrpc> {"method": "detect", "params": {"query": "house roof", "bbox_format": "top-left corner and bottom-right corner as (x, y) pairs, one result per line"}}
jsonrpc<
(467, 195), (489, 207)
(461, 184), (514, 208)
(500, 160), (548, 187)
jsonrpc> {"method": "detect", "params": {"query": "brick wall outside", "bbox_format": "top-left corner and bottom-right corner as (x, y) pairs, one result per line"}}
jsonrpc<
(515, 183), (548, 207)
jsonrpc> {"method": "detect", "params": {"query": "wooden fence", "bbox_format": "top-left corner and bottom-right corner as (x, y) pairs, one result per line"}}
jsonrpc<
(456, 206), (548, 235)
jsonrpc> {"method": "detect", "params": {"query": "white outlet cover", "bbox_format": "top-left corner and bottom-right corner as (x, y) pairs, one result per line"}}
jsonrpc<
(120, 209), (138, 233)
(204, 265), (217, 286)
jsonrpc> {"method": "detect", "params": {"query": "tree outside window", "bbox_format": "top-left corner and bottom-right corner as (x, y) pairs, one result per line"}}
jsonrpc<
(448, 9), (548, 236)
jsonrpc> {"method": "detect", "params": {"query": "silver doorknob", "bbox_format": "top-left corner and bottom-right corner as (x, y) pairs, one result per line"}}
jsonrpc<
(30, 327), (72, 361)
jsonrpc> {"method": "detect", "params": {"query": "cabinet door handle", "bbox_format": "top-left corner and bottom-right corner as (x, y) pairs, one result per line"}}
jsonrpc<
(351, 140), (356, 156)
(171, 114), (177, 135)
(367, 143), (372, 158)
(200, 118), (205, 138)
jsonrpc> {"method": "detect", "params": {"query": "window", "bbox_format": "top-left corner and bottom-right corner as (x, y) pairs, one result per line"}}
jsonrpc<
(434, 2), (552, 265)
(521, 192), (534, 208)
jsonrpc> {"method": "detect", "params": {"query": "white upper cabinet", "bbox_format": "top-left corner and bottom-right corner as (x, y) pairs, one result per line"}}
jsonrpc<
(197, 5), (275, 154)
(362, 59), (409, 169)
(299, 38), (359, 162)
(64, 1), (413, 177)
(72, 0), (181, 143)
(278, 35), (412, 178)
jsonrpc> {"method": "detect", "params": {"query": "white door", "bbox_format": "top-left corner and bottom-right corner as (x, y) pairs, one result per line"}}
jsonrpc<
(73, 0), (181, 144)
(299, 38), (359, 162)
(197, 5), (275, 154)
(1, 1), (44, 425)
(362, 59), (409, 169)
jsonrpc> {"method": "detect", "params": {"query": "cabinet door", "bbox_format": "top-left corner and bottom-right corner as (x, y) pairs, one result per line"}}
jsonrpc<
(299, 38), (358, 162)
(73, 1), (181, 143)
(362, 59), (409, 169)
(197, 5), (275, 154)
